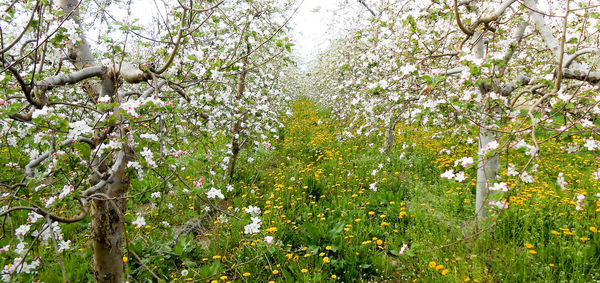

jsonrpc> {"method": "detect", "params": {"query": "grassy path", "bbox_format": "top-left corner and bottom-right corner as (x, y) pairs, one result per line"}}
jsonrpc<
(220, 100), (599, 282)
(79, 99), (598, 282)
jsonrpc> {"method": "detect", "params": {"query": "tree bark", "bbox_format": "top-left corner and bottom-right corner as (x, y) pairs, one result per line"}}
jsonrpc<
(471, 32), (499, 218)
(383, 116), (396, 153)
(227, 32), (250, 181)
(475, 131), (499, 218)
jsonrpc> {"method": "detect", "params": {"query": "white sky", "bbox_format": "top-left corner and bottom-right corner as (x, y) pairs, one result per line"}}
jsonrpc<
(290, 0), (344, 67)
(107, 0), (356, 68)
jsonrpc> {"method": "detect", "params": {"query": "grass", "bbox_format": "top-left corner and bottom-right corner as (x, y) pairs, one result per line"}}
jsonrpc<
(2, 99), (599, 282)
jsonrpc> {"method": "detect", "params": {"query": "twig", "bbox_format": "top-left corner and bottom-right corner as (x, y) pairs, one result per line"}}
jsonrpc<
(416, 223), (496, 254)
(129, 249), (162, 281)
(196, 254), (261, 282)
(45, 215), (70, 283)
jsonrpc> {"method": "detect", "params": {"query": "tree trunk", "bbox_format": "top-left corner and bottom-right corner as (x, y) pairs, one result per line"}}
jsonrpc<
(91, 146), (132, 283)
(227, 33), (250, 181)
(475, 130), (499, 218)
(384, 116), (396, 153)
(471, 32), (500, 218)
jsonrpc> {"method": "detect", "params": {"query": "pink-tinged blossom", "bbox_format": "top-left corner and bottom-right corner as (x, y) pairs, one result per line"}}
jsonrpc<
(399, 243), (409, 255)
(520, 172), (535, 183)
(15, 224), (31, 239)
(489, 182), (508, 192)
(14, 242), (27, 255)
(27, 211), (43, 223)
(454, 171), (467, 182)
(141, 147), (156, 168)
(132, 216), (146, 228)
(507, 164), (519, 176)
(557, 173), (568, 191)
(57, 240), (71, 252)
(480, 140), (499, 154)
(584, 138), (599, 151)
(59, 184), (74, 200)
(454, 157), (474, 167)
(369, 181), (378, 191)
(575, 194), (585, 211)
(97, 95), (111, 103)
(140, 133), (159, 141)
(67, 120), (93, 140)
(264, 236), (274, 245)
(489, 200), (508, 210)
(441, 169), (455, 179)
(32, 106), (49, 119)
(245, 205), (261, 215)
(244, 216), (262, 234)
(593, 169), (600, 181)
(206, 188), (224, 199)
(566, 143), (579, 153)
(193, 177), (205, 187)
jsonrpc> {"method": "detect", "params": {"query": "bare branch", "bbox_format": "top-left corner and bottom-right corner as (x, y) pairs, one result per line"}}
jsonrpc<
(0, 1), (39, 54)
(563, 48), (600, 69)
(0, 199), (89, 223)
(24, 137), (96, 177)
(358, 0), (377, 17)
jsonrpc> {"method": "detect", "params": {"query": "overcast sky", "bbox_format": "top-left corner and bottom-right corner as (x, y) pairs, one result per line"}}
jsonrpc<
(289, 0), (339, 66)
(108, 0), (359, 68)
(290, 0), (365, 68)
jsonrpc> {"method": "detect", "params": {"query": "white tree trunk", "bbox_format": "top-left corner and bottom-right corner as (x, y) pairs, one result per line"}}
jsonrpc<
(472, 32), (500, 218)
(475, 131), (499, 218)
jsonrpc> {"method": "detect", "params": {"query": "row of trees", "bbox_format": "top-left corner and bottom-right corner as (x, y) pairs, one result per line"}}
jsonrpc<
(309, 0), (599, 217)
(0, 0), (295, 281)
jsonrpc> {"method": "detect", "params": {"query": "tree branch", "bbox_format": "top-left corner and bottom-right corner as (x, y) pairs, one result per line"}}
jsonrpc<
(0, 199), (89, 223)
(24, 137), (96, 177)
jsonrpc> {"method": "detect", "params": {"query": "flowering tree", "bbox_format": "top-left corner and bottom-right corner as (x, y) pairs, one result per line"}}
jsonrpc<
(0, 0), (294, 281)
(309, 0), (600, 218)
